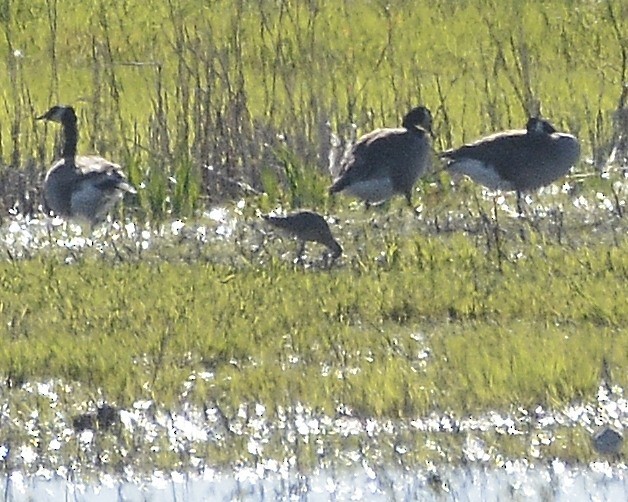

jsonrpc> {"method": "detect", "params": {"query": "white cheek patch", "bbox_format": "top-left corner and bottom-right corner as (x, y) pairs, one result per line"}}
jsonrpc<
(448, 159), (514, 191)
(344, 178), (395, 204)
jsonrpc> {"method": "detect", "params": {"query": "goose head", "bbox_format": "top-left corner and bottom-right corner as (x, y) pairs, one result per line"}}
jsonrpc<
(36, 105), (77, 126)
(526, 117), (557, 135)
(402, 106), (433, 137)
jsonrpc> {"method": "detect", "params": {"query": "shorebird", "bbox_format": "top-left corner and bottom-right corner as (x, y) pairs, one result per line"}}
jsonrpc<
(263, 211), (342, 262)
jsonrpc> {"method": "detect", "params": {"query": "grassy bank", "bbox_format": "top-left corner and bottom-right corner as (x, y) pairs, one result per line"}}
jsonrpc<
(0, 173), (626, 469)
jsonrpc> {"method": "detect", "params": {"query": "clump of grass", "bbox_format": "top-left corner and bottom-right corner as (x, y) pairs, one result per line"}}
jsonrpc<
(258, 145), (331, 211)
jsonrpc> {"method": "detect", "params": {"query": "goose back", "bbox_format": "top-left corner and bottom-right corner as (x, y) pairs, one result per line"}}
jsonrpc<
(330, 106), (432, 205)
(442, 119), (580, 192)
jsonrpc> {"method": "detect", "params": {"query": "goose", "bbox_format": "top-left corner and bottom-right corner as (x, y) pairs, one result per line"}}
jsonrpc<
(329, 106), (433, 206)
(440, 117), (580, 201)
(263, 211), (342, 261)
(37, 105), (136, 226)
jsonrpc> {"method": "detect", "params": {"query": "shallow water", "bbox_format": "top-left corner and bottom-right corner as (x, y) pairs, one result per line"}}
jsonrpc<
(2, 460), (627, 501)
(0, 377), (625, 501)
(0, 170), (626, 264)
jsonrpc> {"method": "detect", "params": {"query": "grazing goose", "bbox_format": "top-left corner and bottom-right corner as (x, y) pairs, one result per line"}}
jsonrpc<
(37, 105), (136, 226)
(440, 117), (580, 195)
(329, 106), (433, 206)
(263, 211), (342, 261)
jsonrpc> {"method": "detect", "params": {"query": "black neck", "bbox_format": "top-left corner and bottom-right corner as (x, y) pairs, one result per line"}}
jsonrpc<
(60, 115), (78, 158)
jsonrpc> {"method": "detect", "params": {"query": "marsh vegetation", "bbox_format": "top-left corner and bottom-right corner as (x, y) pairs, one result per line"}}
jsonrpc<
(0, 0), (626, 498)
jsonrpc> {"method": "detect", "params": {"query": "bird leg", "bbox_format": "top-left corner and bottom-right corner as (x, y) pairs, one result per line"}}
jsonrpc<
(516, 191), (525, 217)
(295, 240), (306, 264)
(405, 190), (413, 207)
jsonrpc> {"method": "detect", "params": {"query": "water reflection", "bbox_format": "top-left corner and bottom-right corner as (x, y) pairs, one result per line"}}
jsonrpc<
(2, 460), (627, 501)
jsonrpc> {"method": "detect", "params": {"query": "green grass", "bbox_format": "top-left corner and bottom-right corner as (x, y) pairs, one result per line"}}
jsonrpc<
(0, 180), (626, 469)
(0, 0), (626, 217)
(1, 223), (625, 418)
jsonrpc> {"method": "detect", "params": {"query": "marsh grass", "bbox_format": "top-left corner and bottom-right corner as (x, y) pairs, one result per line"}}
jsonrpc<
(0, 221), (625, 417)
(0, 0), (627, 218)
(0, 201), (625, 474)
(0, 169), (626, 471)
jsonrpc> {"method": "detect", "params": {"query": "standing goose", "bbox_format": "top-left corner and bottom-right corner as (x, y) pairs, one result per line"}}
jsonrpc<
(440, 117), (580, 196)
(263, 211), (342, 262)
(37, 105), (136, 226)
(329, 106), (433, 206)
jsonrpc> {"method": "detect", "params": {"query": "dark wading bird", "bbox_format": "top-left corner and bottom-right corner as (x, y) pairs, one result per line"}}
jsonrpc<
(329, 106), (433, 207)
(37, 105), (136, 226)
(440, 117), (580, 212)
(263, 211), (342, 262)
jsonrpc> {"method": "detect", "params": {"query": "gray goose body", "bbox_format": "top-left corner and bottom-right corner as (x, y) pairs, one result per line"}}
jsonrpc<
(441, 118), (580, 192)
(38, 105), (136, 225)
(263, 211), (342, 260)
(329, 106), (433, 205)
